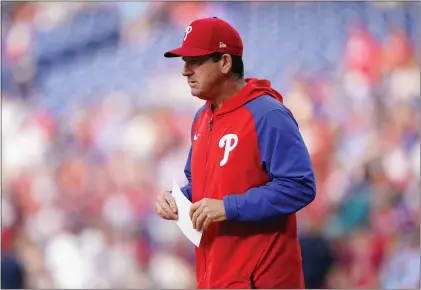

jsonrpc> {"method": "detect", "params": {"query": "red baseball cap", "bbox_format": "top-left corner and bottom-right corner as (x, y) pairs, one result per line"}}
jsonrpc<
(164, 17), (243, 58)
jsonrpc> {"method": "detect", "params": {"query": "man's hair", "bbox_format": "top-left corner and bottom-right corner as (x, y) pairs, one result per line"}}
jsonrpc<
(210, 52), (244, 79)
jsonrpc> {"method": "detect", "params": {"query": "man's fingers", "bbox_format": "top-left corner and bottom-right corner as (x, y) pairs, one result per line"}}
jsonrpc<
(195, 210), (208, 231)
(203, 217), (213, 231)
(156, 202), (170, 219)
(164, 192), (178, 213)
(155, 202), (167, 219)
(156, 199), (177, 220)
(190, 201), (201, 219)
(159, 193), (178, 218)
(191, 205), (203, 229)
(155, 191), (179, 220)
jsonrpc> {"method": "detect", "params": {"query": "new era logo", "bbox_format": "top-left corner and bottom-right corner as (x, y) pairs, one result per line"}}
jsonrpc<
(219, 42), (226, 48)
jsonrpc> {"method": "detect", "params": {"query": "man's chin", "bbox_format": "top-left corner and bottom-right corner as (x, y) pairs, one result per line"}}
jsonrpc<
(191, 90), (204, 99)
(190, 89), (198, 97)
(192, 91), (214, 101)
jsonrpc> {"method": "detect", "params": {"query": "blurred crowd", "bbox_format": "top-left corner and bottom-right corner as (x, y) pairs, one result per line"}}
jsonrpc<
(1, 1), (420, 289)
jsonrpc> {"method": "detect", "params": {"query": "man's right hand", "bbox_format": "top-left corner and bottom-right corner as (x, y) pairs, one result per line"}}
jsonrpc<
(155, 191), (178, 220)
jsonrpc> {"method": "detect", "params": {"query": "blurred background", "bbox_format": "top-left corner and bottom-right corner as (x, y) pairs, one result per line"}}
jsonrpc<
(1, 1), (420, 289)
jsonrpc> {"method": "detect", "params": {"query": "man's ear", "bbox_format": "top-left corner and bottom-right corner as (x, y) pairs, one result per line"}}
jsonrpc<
(220, 54), (233, 75)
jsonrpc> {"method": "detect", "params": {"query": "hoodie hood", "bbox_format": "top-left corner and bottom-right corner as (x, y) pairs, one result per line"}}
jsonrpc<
(207, 78), (283, 116)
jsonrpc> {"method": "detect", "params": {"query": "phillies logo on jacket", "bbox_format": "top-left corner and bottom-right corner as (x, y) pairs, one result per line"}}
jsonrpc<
(218, 134), (238, 166)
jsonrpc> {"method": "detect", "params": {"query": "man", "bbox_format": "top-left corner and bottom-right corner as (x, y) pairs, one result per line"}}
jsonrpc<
(156, 17), (316, 289)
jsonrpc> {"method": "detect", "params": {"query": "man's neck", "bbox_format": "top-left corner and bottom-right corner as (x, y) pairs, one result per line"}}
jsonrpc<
(211, 78), (246, 110)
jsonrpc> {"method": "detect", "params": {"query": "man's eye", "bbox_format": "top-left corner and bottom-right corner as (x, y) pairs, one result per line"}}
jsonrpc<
(185, 57), (208, 67)
(189, 59), (201, 65)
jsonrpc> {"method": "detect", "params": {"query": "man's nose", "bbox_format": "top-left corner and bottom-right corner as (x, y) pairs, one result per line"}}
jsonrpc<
(182, 63), (193, 77)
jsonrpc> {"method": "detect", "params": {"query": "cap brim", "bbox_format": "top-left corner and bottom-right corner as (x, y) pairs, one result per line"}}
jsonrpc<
(164, 46), (215, 58)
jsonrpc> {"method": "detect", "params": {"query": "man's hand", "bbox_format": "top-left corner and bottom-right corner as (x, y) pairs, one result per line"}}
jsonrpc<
(155, 191), (178, 220)
(190, 198), (227, 231)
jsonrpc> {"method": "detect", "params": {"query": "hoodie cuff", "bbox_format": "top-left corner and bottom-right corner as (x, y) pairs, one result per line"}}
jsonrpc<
(223, 195), (239, 221)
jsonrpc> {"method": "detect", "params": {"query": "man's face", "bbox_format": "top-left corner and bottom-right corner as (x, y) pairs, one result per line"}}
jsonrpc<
(181, 55), (224, 100)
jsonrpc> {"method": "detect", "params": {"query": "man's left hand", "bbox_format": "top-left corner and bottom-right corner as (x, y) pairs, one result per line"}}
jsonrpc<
(190, 198), (227, 231)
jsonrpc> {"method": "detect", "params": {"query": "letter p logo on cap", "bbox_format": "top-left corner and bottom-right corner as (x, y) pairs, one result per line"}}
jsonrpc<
(184, 26), (193, 41)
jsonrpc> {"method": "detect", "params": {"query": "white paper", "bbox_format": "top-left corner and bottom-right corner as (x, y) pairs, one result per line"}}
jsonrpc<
(172, 180), (202, 247)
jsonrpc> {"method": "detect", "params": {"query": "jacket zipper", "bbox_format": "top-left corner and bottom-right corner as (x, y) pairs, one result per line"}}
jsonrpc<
(202, 113), (213, 287)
